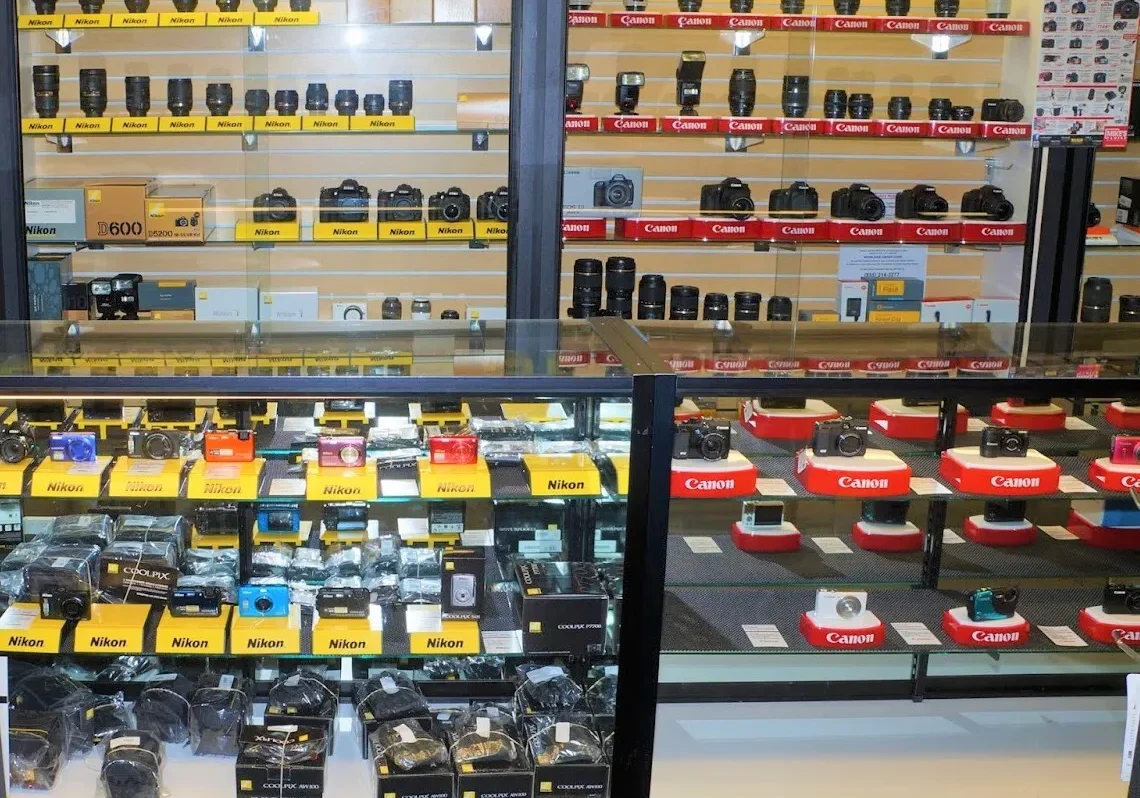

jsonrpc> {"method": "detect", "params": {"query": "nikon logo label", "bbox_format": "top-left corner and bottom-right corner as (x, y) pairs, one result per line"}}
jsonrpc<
(167, 119), (198, 128)
(328, 638), (366, 650)
(27, 225), (57, 235)
(310, 119), (340, 127)
(46, 481), (83, 493)
(167, 14), (196, 21)
(24, 17), (57, 25)
(24, 122), (57, 131)
(204, 483), (242, 495)
(332, 228), (359, 235)
(125, 481), (163, 492)
(214, 12), (245, 20)
(213, 119), (245, 128)
(8, 635), (44, 648)
(90, 636), (128, 647)
(426, 637), (464, 649)
(70, 120), (105, 129)
(171, 637), (208, 649)
(274, 13), (302, 20)
(247, 638), (284, 649)
(322, 485), (360, 496)
(118, 14), (149, 22)
(438, 482), (475, 493)
(386, 227), (415, 235)
(119, 119), (151, 129)
(71, 16), (105, 25)
(548, 479), (586, 491)
(262, 119), (293, 127)
(255, 228), (282, 235)
(437, 226), (465, 234)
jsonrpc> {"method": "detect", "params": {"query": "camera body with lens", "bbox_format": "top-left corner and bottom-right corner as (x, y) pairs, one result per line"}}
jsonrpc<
(318, 179), (370, 224)
(830, 184), (886, 222)
(40, 588), (91, 621)
(979, 426), (1029, 458)
(980, 98), (1026, 122)
(1104, 583), (1140, 614)
(983, 500), (1027, 523)
(768, 182), (819, 219)
(700, 178), (755, 221)
(476, 186), (510, 222)
(127, 430), (189, 460)
(49, 431), (96, 463)
(594, 175), (635, 208)
(377, 184), (424, 223)
(238, 584), (289, 618)
(862, 500), (909, 526)
(0, 428), (34, 464)
(1116, 0), (1139, 17)
(252, 188), (297, 224)
(428, 187), (472, 223)
(895, 184), (949, 220)
(811, 418), (868, 458)
(962, 185), (1015, 221)
(966, 586), (1019, 622)
(672, 419), (731, 461)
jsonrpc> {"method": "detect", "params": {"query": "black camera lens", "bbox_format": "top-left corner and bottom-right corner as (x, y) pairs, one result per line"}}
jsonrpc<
(305, 82), (328, 113)
(670, 286), (700, 321)
(768, 295), (793, 321)
(253, 0), (276, 10)
(124, 75), (150, 117)
(928, 97), (952, 120)
(79, 68), (108, 118)
(834, 0), (860, 12)
(381, 297), (402, 320)
(951, 105), (974, 121)
(167, 78), (193, 117)
(1081, 277), (1113, 323)
(206, 83), (232, 116)
(216, 0), (239, 10)
(781, 0), (805, 10)
(389, 80), (413, 116)
(172, 0), (198, 10)
(290, 0), (310, 9)
(782, 75), (810, 118)
(888, 96), (912, 120)
(569, 258), (604, 319)
(33, 0), (57, 12)
(730, 0), (754, 9)
(703, 292), (729, 321)
(79, 0), (103, 12)
(441, 309), (460, 320)
(934, 0), (959, 14)
(734, 291), (761, 321)
(848, 93), (874, 119)
(33, 66), (60, 119)
(729, 69), (757, 117)
(335, 89), (359, 116)
(885, 0), (910, 12)
(245, 88), (270, 116)
(125, 0), (149, 12)
(363, 93), (385, 115)
(1120, 295), (1140, 323)
(605, 256), (637, 319)
(275, 89), (299, 116)
(824, 89), (847, 119)
(679, 0), (703, 9)
(638, 274), (667, 320)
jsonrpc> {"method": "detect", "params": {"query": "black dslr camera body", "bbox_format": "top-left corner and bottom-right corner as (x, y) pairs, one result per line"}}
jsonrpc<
(961, 185), (1015, 221)
(983, 500), (1028, 523)
(981, 98), (1026, 122)
(428, 187), (472, 223)
(979, 426), (1029, 458)
(476, 186), (510, 222)
(252, 187), (297, 224)
(594, 174), (635, 208)
(1116, 0), (1139, 17)
(376, 183), (424, 223)
(318, 179), (370, 224)
(1104, 583), (1140, 614)
(830, 183), (886, 222)
(700, 177), (755, 221)
(862, 500), (909, 526)
(895, 184), (949, 220)
(811, 417), (868, 458)
(768, 181), (819, 219)
(672, 419), (731, 461)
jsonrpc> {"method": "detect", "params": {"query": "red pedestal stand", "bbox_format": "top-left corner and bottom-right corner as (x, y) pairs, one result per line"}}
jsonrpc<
(1077, 606), (1140, 644)
(670, 451), (757, 498)
(990, 402), (1067, 431)
(939, 447), (1061, 496)
(800, 611), (886, 649)
(673, 398), (702, 422)
(795, 449), (912, 497)
(868, 399), (969, 440)
(942, 607), (1030, 647)
(740, 399), (840, 441)
(731, 521), (802, 552)
(851, 520), (923, 552)
(1067, 507), (1140, 549)
(1088, 458), (1140, 492)
(962, 514), (1037, 546)
(1106, 402), (1140, 430)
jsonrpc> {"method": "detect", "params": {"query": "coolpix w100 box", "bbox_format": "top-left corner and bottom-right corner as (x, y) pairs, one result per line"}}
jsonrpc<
(235, 725), (327, 796)
(515, 561), (608, 655)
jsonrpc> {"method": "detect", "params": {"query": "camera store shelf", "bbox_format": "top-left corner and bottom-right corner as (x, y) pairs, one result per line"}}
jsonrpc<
(22, 115), (446, 136)
(15, 10), (515, 29)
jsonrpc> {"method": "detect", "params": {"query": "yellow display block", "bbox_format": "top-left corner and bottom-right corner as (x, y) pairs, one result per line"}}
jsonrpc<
(108, 457), (186, 498)
(0, 604), (65, 653)
(311, 610), (383, 655)
(609, 453), (629, 495)
(378, 221), (426, 241)
(111, 117), (160, 133)
(349, 115), (416, 132)
(305, 462), (377, 501)
(206, 10), (254, 24)
(302, 116), (350, 131)
(63, 12), (112, 26)
(186, 458), (263, 501)
(312, 221), (377, 241)
(475, 220), (508, 240)
(317, 410), (367, 428)
(254, 9), (318, 24)
(415, 402), (471, 425)
(409, 619), (480, 655)
(155, 606), (232, 654)
(206, 116), (253, 132)
(18, 14), (64, 28)
(73, 604), (152, 654)
(253, 519), (310, 546)
(401, 531), (462, 548)
(502, 402), (567, 423)
(355, 352), (415, 368)
(64, 117), (112, 134)
(426, 220), (475, 240)
(158, 10), (207, 24)
(256, 354), (304, 370)
(22, 118), (64, 134)
(231, 603), (302, 654)
(417, 456), (491, 499)
(234, 219), (300, 242)
(30, 456), (111, 498)
(213, 407), (274, 429)
(74, 409), (136, 437)
(254, 116), (302, 131)
(190, 530), (238, 549)
(0, 461), (31, 496)
(111, 12), (158, 25)
(523, 453), (601, 497)
(159, 116), (207, 132)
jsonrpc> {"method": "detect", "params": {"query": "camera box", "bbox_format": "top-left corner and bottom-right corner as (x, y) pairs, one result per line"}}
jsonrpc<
(921, 297), (974, 324)
(972, 297), (1019, 323)
(563, 167), (644, 217)
(442, 547), (484, 619)
(368, 731), (453, 798)
(346, 0), (388, 21)
(63, 283), (90, 321)
(145, 185), (215, 244)
(85, 178), (154, 242)
(25, 179), (87, 242)
(235, 725), (327, 797)
(196, 286), (259, 321)
(434, 0), (474, 21)
(867, 299), (921, 323)
(837, 280), (868, 322)
(261, 289), (319, 322)
(495, 504), (566, 561)
(457, 764), (534, 798)
(390, 0), (432, 21)
(798, 310), (840, 322)
(264, 681), (339, 755)
(1117, 177), (1140, 229)
(476, 0), (509, 22)
(28, 255), (73, 320)
(868, 278), (924, 301)
(515, 562), (608, 655)
(1131, 81), (1140, 138)
(140, 280), (196, 312)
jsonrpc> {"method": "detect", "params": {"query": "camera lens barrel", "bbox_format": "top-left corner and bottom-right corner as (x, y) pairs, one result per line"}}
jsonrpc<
(934, 0), (960, 14)
(275, 89), (299, 116)
(951, 104), (974, 121)
(1120, 295), (1140, 323)
(305, 82), (329, 113)
(245, 89), (270, 116)
(124, 0), (149, 12)
(381, 297), (402, 320)
(167, 78), (193, 117)
(32, 65), (60, 119)
(670, 286), (700, 321)
(33, 0), (58, 13)
(335, 89), (359, 116)
(363, 93), (385, 115)
(172, 0), (198, 10)
(411, 298), (431, 321)
(253, 0), (276, 10)
(637, 274), (667, 320)
(734, 291), (762, 321)
(570, 258), (604, 319)
(781, 75), (810, 118)
(833, 0), (860, 12)
(703, 292), (729, 321)
(605, 256), (637, 294)
(123, 75), (150, 117)
(1081, 276), (1113, 323)
(848, 93), (874, 119)
(730, 0), (754, 9)
(728, 69), (757, 117)
(79, 0), (104, 12)
(888, 96), (912, 120)
(206, 83), (233, 116)
(768, 295), (793, 321)
(823, 89), (847, 119)
(216, 0), (240, 10)
(987, 0), (1010, 15)
(885, 0), (910, 13)
(441, 309), (460, 320)
(928, 97), (952, 120)
(79, 68), (108, 118)
(389, 80), (413, 115)
(678, 0), (703, 10)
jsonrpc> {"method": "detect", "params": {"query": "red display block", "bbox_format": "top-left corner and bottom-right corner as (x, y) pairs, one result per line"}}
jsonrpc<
(1106, 402), (1140, 429)
(963, 515), (1037, 546)
(753, 358), (806, 376)
(795, 449), (912, 497)
(1078, 606), (1140, 644)
(718, 13), (767, 29)
(852, 520), (924, 552)
(674, 398), (701, 421)
(830, 220), (897, 243)
(979, 121), (1031, 139)
(800, 611), (886, 649)
(564, 115), (600, 133)
(806, 358), (855, 377)
(601, 115), (659, 134)
(702, 356), (753, 374)
(869, 399), (968, 440)
(990, 401), (1066, 431)
(875, 119), (932, 137)
(931, 121), (979, 139)
(939, 446), (1061, 496)
(614, 218), (692, 241)
(942, 607), (1030, 647)
(895, 219), (961, 243)
(1068, 507), (1140, 549)
(771, 117), (826, 136)
(561, 218), (607, 240)
(859, 359), (906, 377)
(974, 18), (1030, 34)
(819, 14), (874, 30)
(905, 357), (954, 377)
(875, 15), (926, 31)
(664, 11), (717, 28)
(670, 451), (757, 499)
(1088, 458), (1140, 492)
(956, 356), (1011, 376)
(607, 11), (662, 27)
(567, 10), (605, 26)
(717, 116), (770, 135)
(926, 17), (971, 33)
(690, 217), (764, 241)
(556, 351), (591, 368)
(594, 351), (621, 367)
(661, 115), (718, 134)
(768, 13), (817, 29)
(960, 221), (1026, 244)
(762, 217), (829, 241)
(731, 520), (802, 552)
(740, 398), (839, 441)
(822, 119), (874, 136)
(663, 356), (701, 374)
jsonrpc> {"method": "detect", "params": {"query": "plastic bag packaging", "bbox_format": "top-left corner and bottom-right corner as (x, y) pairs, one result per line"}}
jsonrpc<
(528, 417), (576, 443)
(324, 545), (363, 578)
(266, 670), (336, 718)
(288, 581), (319, 607)
(190, 673), (249, 756)
(364, 574), (399, 605)
(323, 575), (363, 589)
(398, 548), (441, 579)
(353, 671), (428, 723)
(240, 725), (326, 765)
(135, 674), (196, 744)
(93, 657), (157, 682)
(422, 659), (459, 680)
(470, 418), (534, 459)
(288, 548), (326, 583)
(0, 540), (48, 599)
(585, 672), (618, 715)
(99, 729), (164, 798)
(399, 577), (441, 605)
(251, 544), (291, 578)
(526, 717), (604, 766)
(89, 693), (135, 743)
(515, 665), (585, 715)
(362, 536), (400, 577)
(112, 516), (189, 554)
(176, 574), (236, 605)
(451, 723), (525, 768)
(462, 656), (506, 681)
(371, 720), (448, 773)
(48, 514), (114, 547)
(367, 423), (421, 454)
(9, 709), (66, 789)
(21, 543), (101, 599)
(10, 668), (96, 756)
(180, 547), (238, 578)
(97, 542), (178, 604)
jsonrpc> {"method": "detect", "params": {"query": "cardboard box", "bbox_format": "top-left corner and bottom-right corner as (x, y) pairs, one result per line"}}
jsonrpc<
(261, 289), (318, 322)
(62, 283), (90, 321)
(868, 278), (924, 301)
(921, 298), (974, 323)
(390, 0), (432, 21)
(148, 310), (196, 321)
(442, 547), (485, 619)
(146, 185), (215, 244)
(196, 286), (259, 321)
(434, 0), (474, 21)
(235, 726), (327, 796)
(140, 280), (196, 312)
(515, 562), (608, 656)
(457, 767), (534, 798)
(85, 179), (153, 242)
(798, 310), (840, 322)
(25, 179), (87, 242)
(837, 280), (868, 322)
(476, 0), (509, 22)
(564, 167), (644, 217)
(28, 255), (73, 320)
(457, 93), (510, 130)
(346, 0), (389, 22)
(1118, 177), (1140, 229)
(972, 297), (1019, 323)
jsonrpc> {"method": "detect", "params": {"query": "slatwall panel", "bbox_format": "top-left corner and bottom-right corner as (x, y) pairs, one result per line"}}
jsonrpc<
(19, 3), (512, 317)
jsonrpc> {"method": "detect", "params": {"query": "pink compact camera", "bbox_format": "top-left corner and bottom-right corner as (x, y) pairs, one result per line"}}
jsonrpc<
(1110, 434), (1140, 465)
(317, 435), (366, 468)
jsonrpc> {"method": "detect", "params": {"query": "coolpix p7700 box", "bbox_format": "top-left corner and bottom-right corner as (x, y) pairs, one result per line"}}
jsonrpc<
(515, 561), (608, 655)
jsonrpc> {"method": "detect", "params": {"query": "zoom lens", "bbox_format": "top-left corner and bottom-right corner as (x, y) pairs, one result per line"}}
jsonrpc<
(703, 292), (729, 321)
(79, 0), (103, 12)
(206, 83), (232, 116)
(290, 0), (310, 9)
(833, 0), (860, 12)
(33, 0), (57, 13)
(123, 75), (150, 117)
(305, 82), (328, 113)
(780, 0), (805, 10)
(951, 104), (974, 121)
(1081, 277), (1113, 323)
(638, 274), (667, 320)
(335, 90), (359, 116)
(389, 80), (413, 116)
(363, 93), (385, 115)
(605, 256), (637, 319)
(32, 66), (60, 119)
(275, 89), (299, 116)
(125, 0), (149, 12)
(934, 0), (959, 14)
(381, 297), (402, 320)
(253, 0), (276, 10)
(172, 0), (198, 10)
(768, 295), (793, 321)
(441, 309), (460, 320)
(79, 68), (107, 118)
(823, 89), (847, 119)
(411, 298), (431, 321)
(570, 258), (604, 319)
(782, 75), (810, 118)
(245, 89), (270, 116)
(1121, 295), (1140, 323)
(848, 93), (874, 119)
(670, 285), (700, 321)
(730, 0), (754, 9)
(734, 291), (761, 321)
(888, 96), (912, 120)
(216, 0), (239, 10)
(928, 97), (952, 120)
(167, 78), (193, 117)
(729, 69), (757, 117)
(885, 0), (910, 12)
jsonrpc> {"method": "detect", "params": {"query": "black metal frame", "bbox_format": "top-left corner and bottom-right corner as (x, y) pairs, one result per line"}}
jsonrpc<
(0, 0), (28, 323)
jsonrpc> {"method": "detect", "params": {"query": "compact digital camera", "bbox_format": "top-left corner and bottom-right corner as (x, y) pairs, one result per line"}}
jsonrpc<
(1103, 582), (1140, 614)
(315, 586), (369, 618)
(740, 501), (784, 528)
(49, 431), (97, 463)
(196, 504), (240, 536)
(450, 573), (477, 608)
(317, 435), (366, 468)
(203, 430), (255, 463)
(965, 586), (1019, 622)
(170, 586), (223, 617)
(672, 419), (731, 461)
(323, 501), (368, 532)
(0, 427), (34, 464)
(814, 589), (867, 620)
(428, 434), (479, 466)
(979, 426), (1029, 458)
(127, 429), (189, 461)
(238, 584), (290, 618)
(983, 500), (1027, 523)
(1111, 434), (1140, 464)
(40, 588), (90, 621)
(861, 500), (909, 526)
(811, 417), (867, 458)
(257, 503), (301, 534)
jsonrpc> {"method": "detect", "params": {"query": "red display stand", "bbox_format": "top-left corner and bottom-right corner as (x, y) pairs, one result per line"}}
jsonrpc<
(1088, 458), (1140, 492)
(851, 520), (923, 552)
(795, 449), (912, 497)
(600, 115), (659, 133)
(821, 119), (874, 136)
(1077, 606), (1140, 644)
(990, 401), (1066, 431)
(1067, 506), (1140, 549)
(614, 218), (692, 240)
(564, 115), (601, 133)
(690, 218), (764, 241)
(962, 514), (1037, 546)
(800, 611), (886, 649)
(673, 398), (702, 422)
(670, 451), (757, 499)
(941, 607), (1030, 647)
(1106, 402), (1140, 430)
(895, 220), (962, 243)
(869, 399), (968, 440)
(740, 399), (839, 441)
(660, 115), (718, 134)
(829, 220), (897, 243)
(770, 117), (826, 136)
(959, 221), (1027, 244)
(561, 218), (607, 239)
(731, 520), (802, 552)
(939, 447), (1060, 496)
(761, 217), (830, 242)
(718, 116), (770, 135)
(875, 119), (931, 137)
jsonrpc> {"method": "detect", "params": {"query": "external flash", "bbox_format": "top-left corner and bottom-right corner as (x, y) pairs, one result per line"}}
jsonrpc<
(616, 71), (646, 114)
(566, 64), (590, 114)
(676, 50), (707, 116)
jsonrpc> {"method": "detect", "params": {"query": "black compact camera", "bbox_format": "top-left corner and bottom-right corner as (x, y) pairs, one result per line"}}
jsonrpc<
(252, 187), (297, 224)
(979, 426), (1029, 458)
(672, 419), (731, 461)
(700, 177), (755, 221)
(900, 397), (940, 407)
(428, 187), (472, 223)
(1116, 0), (1139, 17)
(0, 427), (34, 464)
(1104, 583), (1140, 614)
(323, 501), (368, 531)
(811, 417), (868, 458)
(146, 400), (196, 424)
(981, 97), (1026, 122)
(170, 586), (223, 617)
(196, 504), (240, 536)
(831, 183), (886, 222)
(895, 184), (949, 220)
(983, 500), (1027, 523)
(40, 589), (90, 621)
(862, 500), (909, 526)
(768, 181), (819, 219)
(318, 179), (371, 224)
(476, 186), (510, 222)
(127, 430), (189, 460)
(594, 175), (635, 208)
(315, 586), (370, 619)
(759, 397), (808, 410)
(377, 184), (424, 223)
(961, 185), (1015, 221)
(217, 399), (269, 419)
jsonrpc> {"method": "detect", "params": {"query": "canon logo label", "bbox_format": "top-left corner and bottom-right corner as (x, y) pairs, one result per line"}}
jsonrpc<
(674, 14), (712, 26)
(618, 13), (657, 25)
(612, 117), (655, 131)
(776, 16), (815, 27)
(766, 360), (802, 369)
(913, 359), (952, 370)
(712, 359), (749, 370)
(865, 361), (902, 371)
(914, 227), (951, 236)
(1122, 476), (1140, 489)
(567, 11), (602, 24)
(832, 18), (870, 28)
(991, 125), (1025, 136)
(990, 475), (1040, 488)
(645, 223), (679, 233)
(835, 122), (870, 133)
(963, 359), (1006, 370)
(814, 361), (851, 370)
(670, 119), (710, 130)
(685, 477), (736, 491)
(981, 20), (1026, 32)
(668, 358), (698, 370)
(930, 19), (970, 30)
(971, 629), (1021, 644)
(838, 476), (889, 489)
(726, 119), (766, 133)
(825, 632), (876, 645)
(884, 122), (924, 134)
(727, 14), (766, 27)
(780, 225), (815, 235)
(781, 121), (816, 133)
(565, 117), (595, 129)
(980, 227), (1016, 236)
(936, 124), (974, 135)
(882, 18), (922, 29)
(1115, 628), (1140, 642)
(564, 223), (591, 232)
(850, 227), (885, 236)
(712, 224), (747, 234)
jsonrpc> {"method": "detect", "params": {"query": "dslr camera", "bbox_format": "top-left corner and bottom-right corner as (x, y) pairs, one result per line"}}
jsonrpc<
(768, 181), (819, 219)
(981, 98), (1026, 122)
(1116, 0), (1139, 17)
(318, 179), (370, 224)
(594, 174), (635, 208)
(0, 427), (34, 464)
(1104, 582), (1140, 614)
(961, 185), (1015, 221)
(428, 187), (472, 223)
(895, 184), (949, 220)
(127, 429), (189, 460)
(830, 183), (886, 222)
(40, 588), (91, 621)
(377, 184), (424, 223)
(811, 417), (868, 458)
(48, 431), (96, 463)
(238, 584), (290, 618)
(700, 177), (755, 221)
(170, 586), (223, 618)
(252, 188), (297, 224)
(476, 186), (510, 222)
(979, 426), (1029, 458)
(672, 419), (731, 461)
(966, 586), (1019, 622)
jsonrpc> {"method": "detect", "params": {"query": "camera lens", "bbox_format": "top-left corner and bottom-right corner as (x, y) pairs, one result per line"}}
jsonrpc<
(951, 105), (974, 121)
(1081, 277), (1113, 323)
(79, 68), (108, 118)
(1120, 296), (1140, 323)
(734, 291), (761, 321)
(885, 0), (910, 12)
(848, 93), (874, 119)
(290, 0), (310, 9)
(305, 82), (329, 113)
(275, 89), (299, 116)
(363, 93), (385, 115)
(987, 0), (1010, 13)
(125, 0), (148, 11)
(33, 0), (57, 12)
(123, 75), (150, 117)
(441, 309), (460, 320)
(389, 80), (413, 116)
(730, 0), (754, 9)
(79, 0), (103, 12)
(605, 256), (637, 319)
(679, 0), (703, 10)
(928, 97), (952, 120)
(833, 0), (860, 12)
(172, 0), (198, 9)
(935, 0), (959, 14)
(335, 90), (359, 116)
(782, 75), (810, 118)
(206, 83), (232, 116)
(381, 297), (402, 320)
(703, 292), (729, 321)
(887, 96), (912, 120)
(253, 0), (276, 10)
(638, 274), (667, 320)
(216, 0), (239, 10)
(167, 78), (193, 117)
(728, 69), (757, 117)
(781, 0), (805, 9)
(570, 258), (604, 319)
(411, 298), (431, 321)
(32, 66), (60, 119)
(670, 286), (700, 321)
(768, 295), (793, 321)
(245, 89), (269, 116)
(823, 89), (847, 119)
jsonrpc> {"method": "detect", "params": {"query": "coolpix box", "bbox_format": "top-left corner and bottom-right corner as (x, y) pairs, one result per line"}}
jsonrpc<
(140, 280), (196, 312)
(457, 763), (534, 798)
(265, 682), (339, 755)
(146, 185), (215, 244)
(369, 733), (453, 798)
(442, 547), (485, 619)
(1119, 177), (1140, 229)
(28, 255), (73, 320)
(495, 504), (566, 561)
(533, 762), (609, 798)
(235, 726), (327, 797)
(515, 561), (608, 655)
(25, 179), (87, 242)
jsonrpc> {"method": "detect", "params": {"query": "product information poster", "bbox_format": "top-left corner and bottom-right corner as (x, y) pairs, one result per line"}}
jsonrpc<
(1034, 0), (1138, 147)
(837, 245), (928, 282)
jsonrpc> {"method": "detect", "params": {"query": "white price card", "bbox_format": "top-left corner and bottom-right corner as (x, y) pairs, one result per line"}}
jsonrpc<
(910, 477), (951, 496)
(68, 462), (104, 476)
(0, 606), (38, 630)
(462, 529), (494, 547)
(268, 478), (306, 496)
(204, 463), (242, 480)
(127, 460), (167, 476)
(891, 622), (941, 646)
(1039, 524), (1079, 541)
(1038, 626), (1088, 647)
(684, 537), (722, 554)
(282, 417), (315, 432)
(942, 529), (966, 545)
(967, 418), (989, 432)
(811, 536), (852, 555)
(405, 604), (442, 634)
(481, 630), (523, 655)
(1065, 417), (1096, 431)
(742, 624), (788, 648)
(1059, 475), (1097, 494)
(1123, 674), (1140, 782)
(755, 478), (796, 496)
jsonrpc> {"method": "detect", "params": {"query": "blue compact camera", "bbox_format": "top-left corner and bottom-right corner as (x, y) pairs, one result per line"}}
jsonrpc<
(48, 431), (97, 463)
(238, 584), (290, 618)
(257, 503), (301, 534)
(966, 586), (1019, 622)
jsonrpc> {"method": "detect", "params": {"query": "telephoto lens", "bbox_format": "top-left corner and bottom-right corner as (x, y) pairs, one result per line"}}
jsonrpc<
(363, 93), (385, 116)
(79, 69), (108, 118)
(245, 89), (270, 116)
(79, 0), (104, 12)
(781, 0), (805, 10)
(678, 0), (703, 9)
(32, 66), (60, 119)
(381, 297), (402, 320)
(928, 97), (952, 120)
(638, 274), (667, 320)
(703, 292), (729, 321)
(951, 105), (974, 121)
(167, 78), (193, 117)
(216, 0), (239, 10)
(833, 0), (860, 13)
(253, 0), (276, 10)
(1080, 277), (1113, 323)
(441, 309), (460, 320)
(124, 76), (150, 117)
(934, 0), (959, 15)
(125, 0), (149, 12)
(605, 256), (637, 319)
(411, 298), (431, 321)
(1121, 295), (1140, 323)
(335, 90), (359, 116)
(823, 89), (847, 119)
(670, 285), (700, 321)
(33, 0), (57, 13)
(768, 295), (793, 321)
(987, 0), (1010, 16)
(730, 0), (754, 9)
(569, 258), (604, 319)
(275, 89), (299, 116)
(206, 83), (233, 117)
(782, 75), (810, 118)
(885, 0), (910, 13)
(172, 0), (198, 10)
(887, 96), (912, 120)
(389, 80), (413, 116)
(848, 93), (874, 119)
(728, 69), (757, 117)
(734, 291), (761, 321)
(290, 0), (310, 9)
(305, 82), (329, 114)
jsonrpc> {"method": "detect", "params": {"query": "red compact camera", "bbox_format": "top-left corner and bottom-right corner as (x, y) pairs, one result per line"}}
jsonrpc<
(318, 435), (366, 468)
(428, 434), (479, 465)
(1111, 434), (1140, 465)
(203, 430), (255, 463)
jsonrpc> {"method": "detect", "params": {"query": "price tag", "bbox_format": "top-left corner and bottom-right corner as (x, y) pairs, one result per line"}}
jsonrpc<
(128, 460), (167, 475)
(461, 529), (494, 547)
(282, 417), (315, 432)
(1040, 524), (1079, 541)
(68, 462), (104, 476)
(555, 722), (571, 744)
(1065, 417), (1096, 431)
(1059, 475), (1097, 494)
(268, 478), (306, 496)
(1038, 625), (1088, 647)
(481, 630), (523, 654)
(395, 724), (416, 744)
(910, 477), (951, 496)
(204, 463), (242, 480)
(0, 607), (38, 629)
(742, 624), (788, 648)
(476, 717), (492, 737)
(1122, 673), (1140, 781)
(684, 537), (722, 554)
(380, 676), (399, 694)
(756, 478), (796, 496)
(967, 418), (989, 432)
(942, 529), (966, 544)
(811, 536), (852, 554)
(891, 622), (942, 646)
(405, 604), (442, 634)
